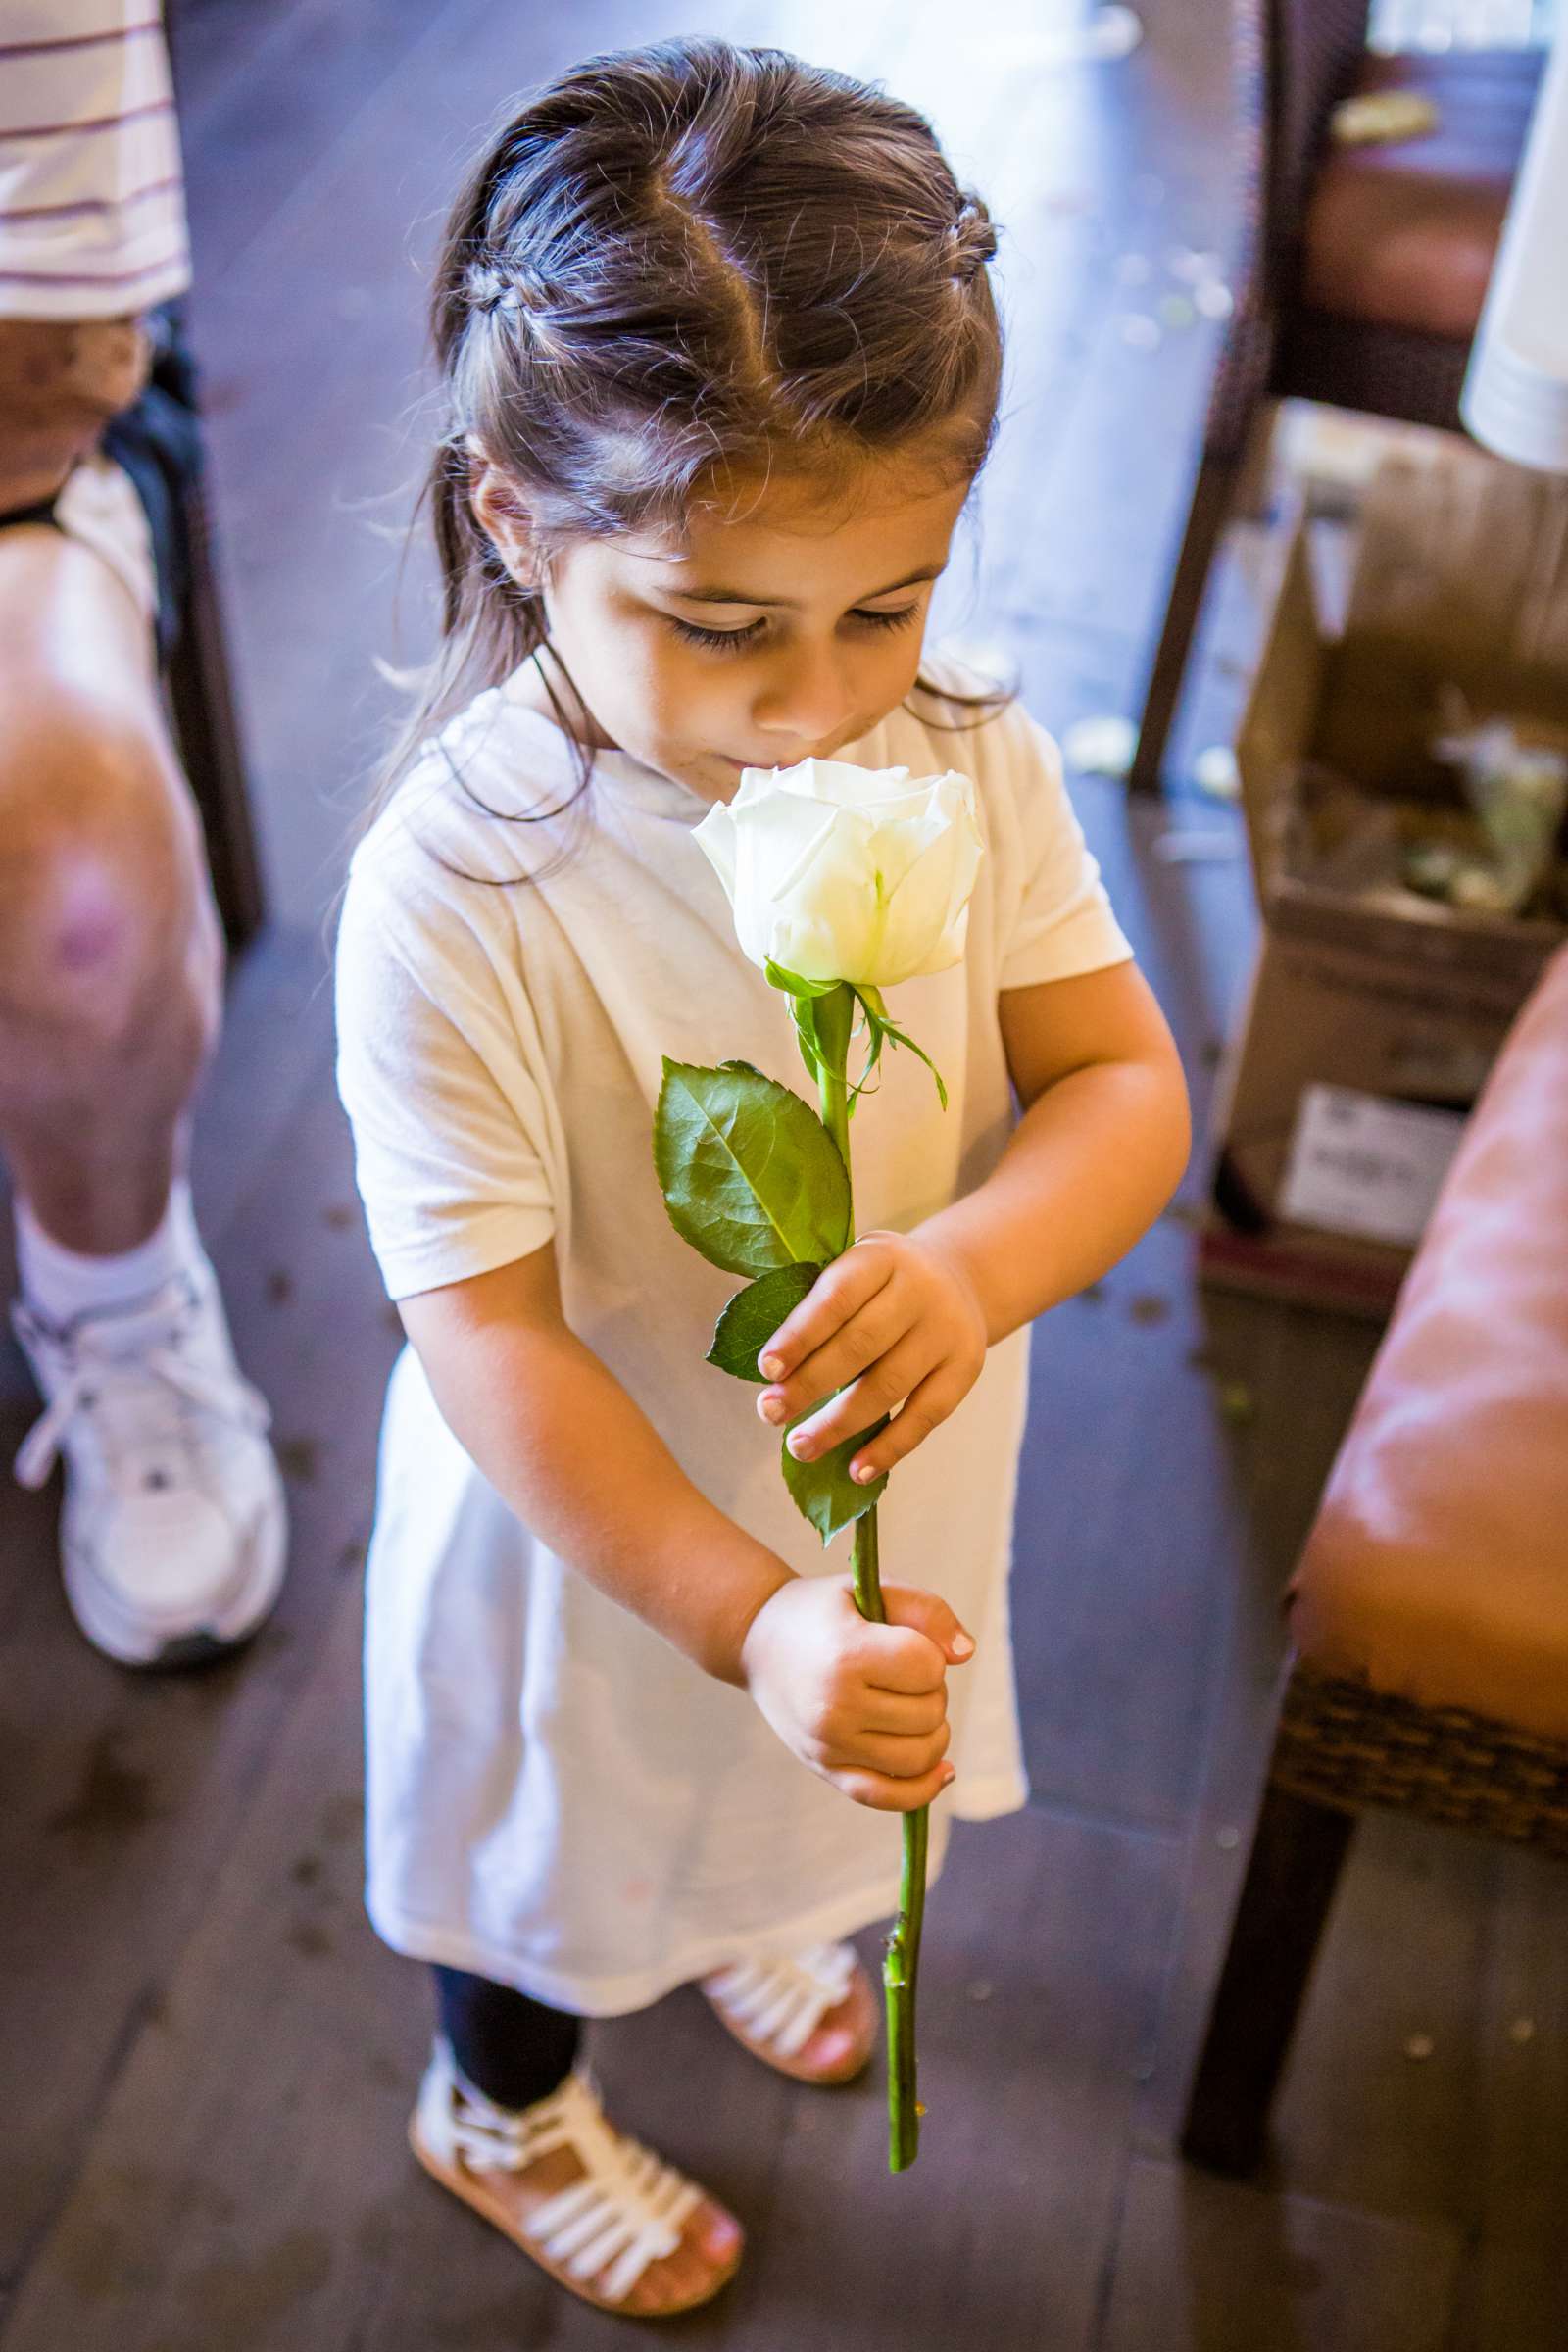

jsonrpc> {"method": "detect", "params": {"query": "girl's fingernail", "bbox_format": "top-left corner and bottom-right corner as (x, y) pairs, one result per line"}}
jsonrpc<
(939, 1765), (956, 1788)
(760, 1353), (785, 1379)
(853, 1461), (876, 1484)
(951, 1632), (975, 1659)
(787, 1432), (809, 1458)
(759, 1394), (785, 1424)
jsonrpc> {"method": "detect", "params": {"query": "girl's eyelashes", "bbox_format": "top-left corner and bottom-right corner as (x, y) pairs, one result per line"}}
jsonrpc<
(668, 614), (768, 654)
(666, 604), (921, 655)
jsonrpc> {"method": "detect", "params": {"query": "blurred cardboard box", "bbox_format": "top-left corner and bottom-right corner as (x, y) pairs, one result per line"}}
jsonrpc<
(1201, 442), (1568, 1317)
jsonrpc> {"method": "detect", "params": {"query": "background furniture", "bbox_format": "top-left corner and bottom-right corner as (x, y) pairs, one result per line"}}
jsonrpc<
(1130, 0), (1544, 793)
(1463, 31), (1568, 469)
(108, 309), (268, 951)
(1183, 942), (1568, 2175)
(161, 354), (267, 952)
(157, 10), (268, 950)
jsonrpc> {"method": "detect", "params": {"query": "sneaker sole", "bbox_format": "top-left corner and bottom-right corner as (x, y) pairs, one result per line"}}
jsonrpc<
(61, 1479), (289, 1670)
(408, 2117), (744, 2319)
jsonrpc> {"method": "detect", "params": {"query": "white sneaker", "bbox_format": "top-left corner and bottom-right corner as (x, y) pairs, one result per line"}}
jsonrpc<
(12, 1260), (288, 1667)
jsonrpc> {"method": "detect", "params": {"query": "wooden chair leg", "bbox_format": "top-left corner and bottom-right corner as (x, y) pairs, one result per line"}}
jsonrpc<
(166, 474), (268, 951)
(1180, 1779), (1356, 2176)
(1230, 397), (1282, 525)
(1127, 441), (1244, 796)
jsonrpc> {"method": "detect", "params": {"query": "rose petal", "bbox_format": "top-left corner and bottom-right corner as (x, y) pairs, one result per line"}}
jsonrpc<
(701, 759), (983, 985)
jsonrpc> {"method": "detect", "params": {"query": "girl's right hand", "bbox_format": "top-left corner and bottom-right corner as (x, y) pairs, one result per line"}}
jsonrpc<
(738, 1575), (974, 1812)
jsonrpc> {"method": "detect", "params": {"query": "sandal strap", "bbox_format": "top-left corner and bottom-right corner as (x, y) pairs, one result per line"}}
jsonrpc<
(434, 2055), (701, 2304)
(704, 1941), (857, 2060)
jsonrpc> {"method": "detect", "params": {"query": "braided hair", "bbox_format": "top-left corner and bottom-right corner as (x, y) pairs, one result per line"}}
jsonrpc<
(383, 36), (1006, 825)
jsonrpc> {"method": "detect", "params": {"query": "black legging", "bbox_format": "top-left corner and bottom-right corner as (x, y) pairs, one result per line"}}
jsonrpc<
(433, 1964), (581, 2112)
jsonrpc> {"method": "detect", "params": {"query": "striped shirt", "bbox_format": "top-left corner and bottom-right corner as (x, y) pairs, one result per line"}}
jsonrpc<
(0, 3), (190, 320)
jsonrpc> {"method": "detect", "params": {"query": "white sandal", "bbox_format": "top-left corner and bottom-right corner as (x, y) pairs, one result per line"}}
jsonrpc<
(701, 1942), (875, 2083)
(410, 2039), (742, 2316)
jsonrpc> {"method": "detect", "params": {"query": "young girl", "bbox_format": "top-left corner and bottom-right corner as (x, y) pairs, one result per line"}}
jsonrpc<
(336, 36), (1188, 2322)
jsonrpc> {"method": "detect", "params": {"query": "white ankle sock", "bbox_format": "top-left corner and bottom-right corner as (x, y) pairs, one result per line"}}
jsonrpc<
(15, 1181), (204, 1328)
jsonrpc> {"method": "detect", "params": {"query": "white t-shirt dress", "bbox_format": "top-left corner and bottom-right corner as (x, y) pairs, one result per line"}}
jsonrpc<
(334, 663), (1131, 2016)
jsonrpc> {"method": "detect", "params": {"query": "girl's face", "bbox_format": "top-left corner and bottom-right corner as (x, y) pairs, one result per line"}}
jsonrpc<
(479, 444), (974, 805)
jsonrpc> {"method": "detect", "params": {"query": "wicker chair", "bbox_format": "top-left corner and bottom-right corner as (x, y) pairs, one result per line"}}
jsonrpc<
(1182, 944), (1568, 2176)
(1129, 0), (1544, 794)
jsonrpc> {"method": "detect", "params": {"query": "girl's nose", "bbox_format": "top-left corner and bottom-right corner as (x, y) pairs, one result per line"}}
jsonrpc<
(751, 642), (856, 746)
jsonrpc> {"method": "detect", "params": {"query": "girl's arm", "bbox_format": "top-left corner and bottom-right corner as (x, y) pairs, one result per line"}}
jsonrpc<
(922, 958), (1191, 1341)
(751, 960), (1190, 1481)
(398, 1245), (973, 1812)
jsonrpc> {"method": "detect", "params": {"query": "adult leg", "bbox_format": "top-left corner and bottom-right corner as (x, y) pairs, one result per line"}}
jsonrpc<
(1, 521), (286, 1665)
(0, 524), (219, 1249)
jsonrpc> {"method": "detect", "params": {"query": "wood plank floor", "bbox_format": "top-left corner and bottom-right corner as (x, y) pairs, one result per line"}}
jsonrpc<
(3, 2), (1567, 2344)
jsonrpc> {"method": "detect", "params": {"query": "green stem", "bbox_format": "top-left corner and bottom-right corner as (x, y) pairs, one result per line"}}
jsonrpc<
(812, 983), (927, 2174)
(888, 1781), (929, 2171)
(854, 1511), (927, 2171)
(849, 1490), (886, 1625)
(812, 983), (855, 1187)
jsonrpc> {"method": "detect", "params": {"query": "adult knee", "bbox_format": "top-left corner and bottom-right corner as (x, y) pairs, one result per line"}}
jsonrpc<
(0, 687), (220, 1054)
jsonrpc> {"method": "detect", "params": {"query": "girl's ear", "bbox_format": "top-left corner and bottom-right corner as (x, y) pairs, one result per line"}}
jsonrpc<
(467, 446), (540, 589)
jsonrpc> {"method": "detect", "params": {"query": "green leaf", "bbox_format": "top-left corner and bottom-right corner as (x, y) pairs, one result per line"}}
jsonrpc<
(655, 1059), (851, 1277)
(707, 1261), (824, 1382)
(847, 1013), (885, 1111)
(781, 1407), (890, 1544)
(789, 993), (823, 1087)
(849, 985), (949, 1112)
(880, 1019), (950, 1112)
(764, 960), (839, 999)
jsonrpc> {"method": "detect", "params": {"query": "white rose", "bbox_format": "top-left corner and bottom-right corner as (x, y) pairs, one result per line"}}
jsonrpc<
(694, 757), (984, 989)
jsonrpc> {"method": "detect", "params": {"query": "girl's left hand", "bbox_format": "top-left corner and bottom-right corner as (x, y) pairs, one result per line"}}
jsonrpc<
(755, 1232), (989, 1484)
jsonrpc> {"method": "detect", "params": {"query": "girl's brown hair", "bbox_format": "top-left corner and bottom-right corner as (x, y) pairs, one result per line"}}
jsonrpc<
(388, 36), (1006, 814)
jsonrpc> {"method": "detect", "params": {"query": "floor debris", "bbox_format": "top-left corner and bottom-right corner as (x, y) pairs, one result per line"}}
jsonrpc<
(991, 7), (1143, 68)
(1154, 830), (1239, 863)
(275, 1436), (320, 1485)
(1168, 248), (1224, 285)
(1064, 713), (1138, 776)
(1194, 744), (1242, 801)
(1331, 90), (1441, 145)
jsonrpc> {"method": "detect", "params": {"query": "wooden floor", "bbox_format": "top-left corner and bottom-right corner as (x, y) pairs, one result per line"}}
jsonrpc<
(2, 3), (1566, 2344)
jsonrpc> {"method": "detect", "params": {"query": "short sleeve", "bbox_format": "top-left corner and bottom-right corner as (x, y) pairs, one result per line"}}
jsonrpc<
(334, 851), (557, 1301)
(994, 709), (1133, 991)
